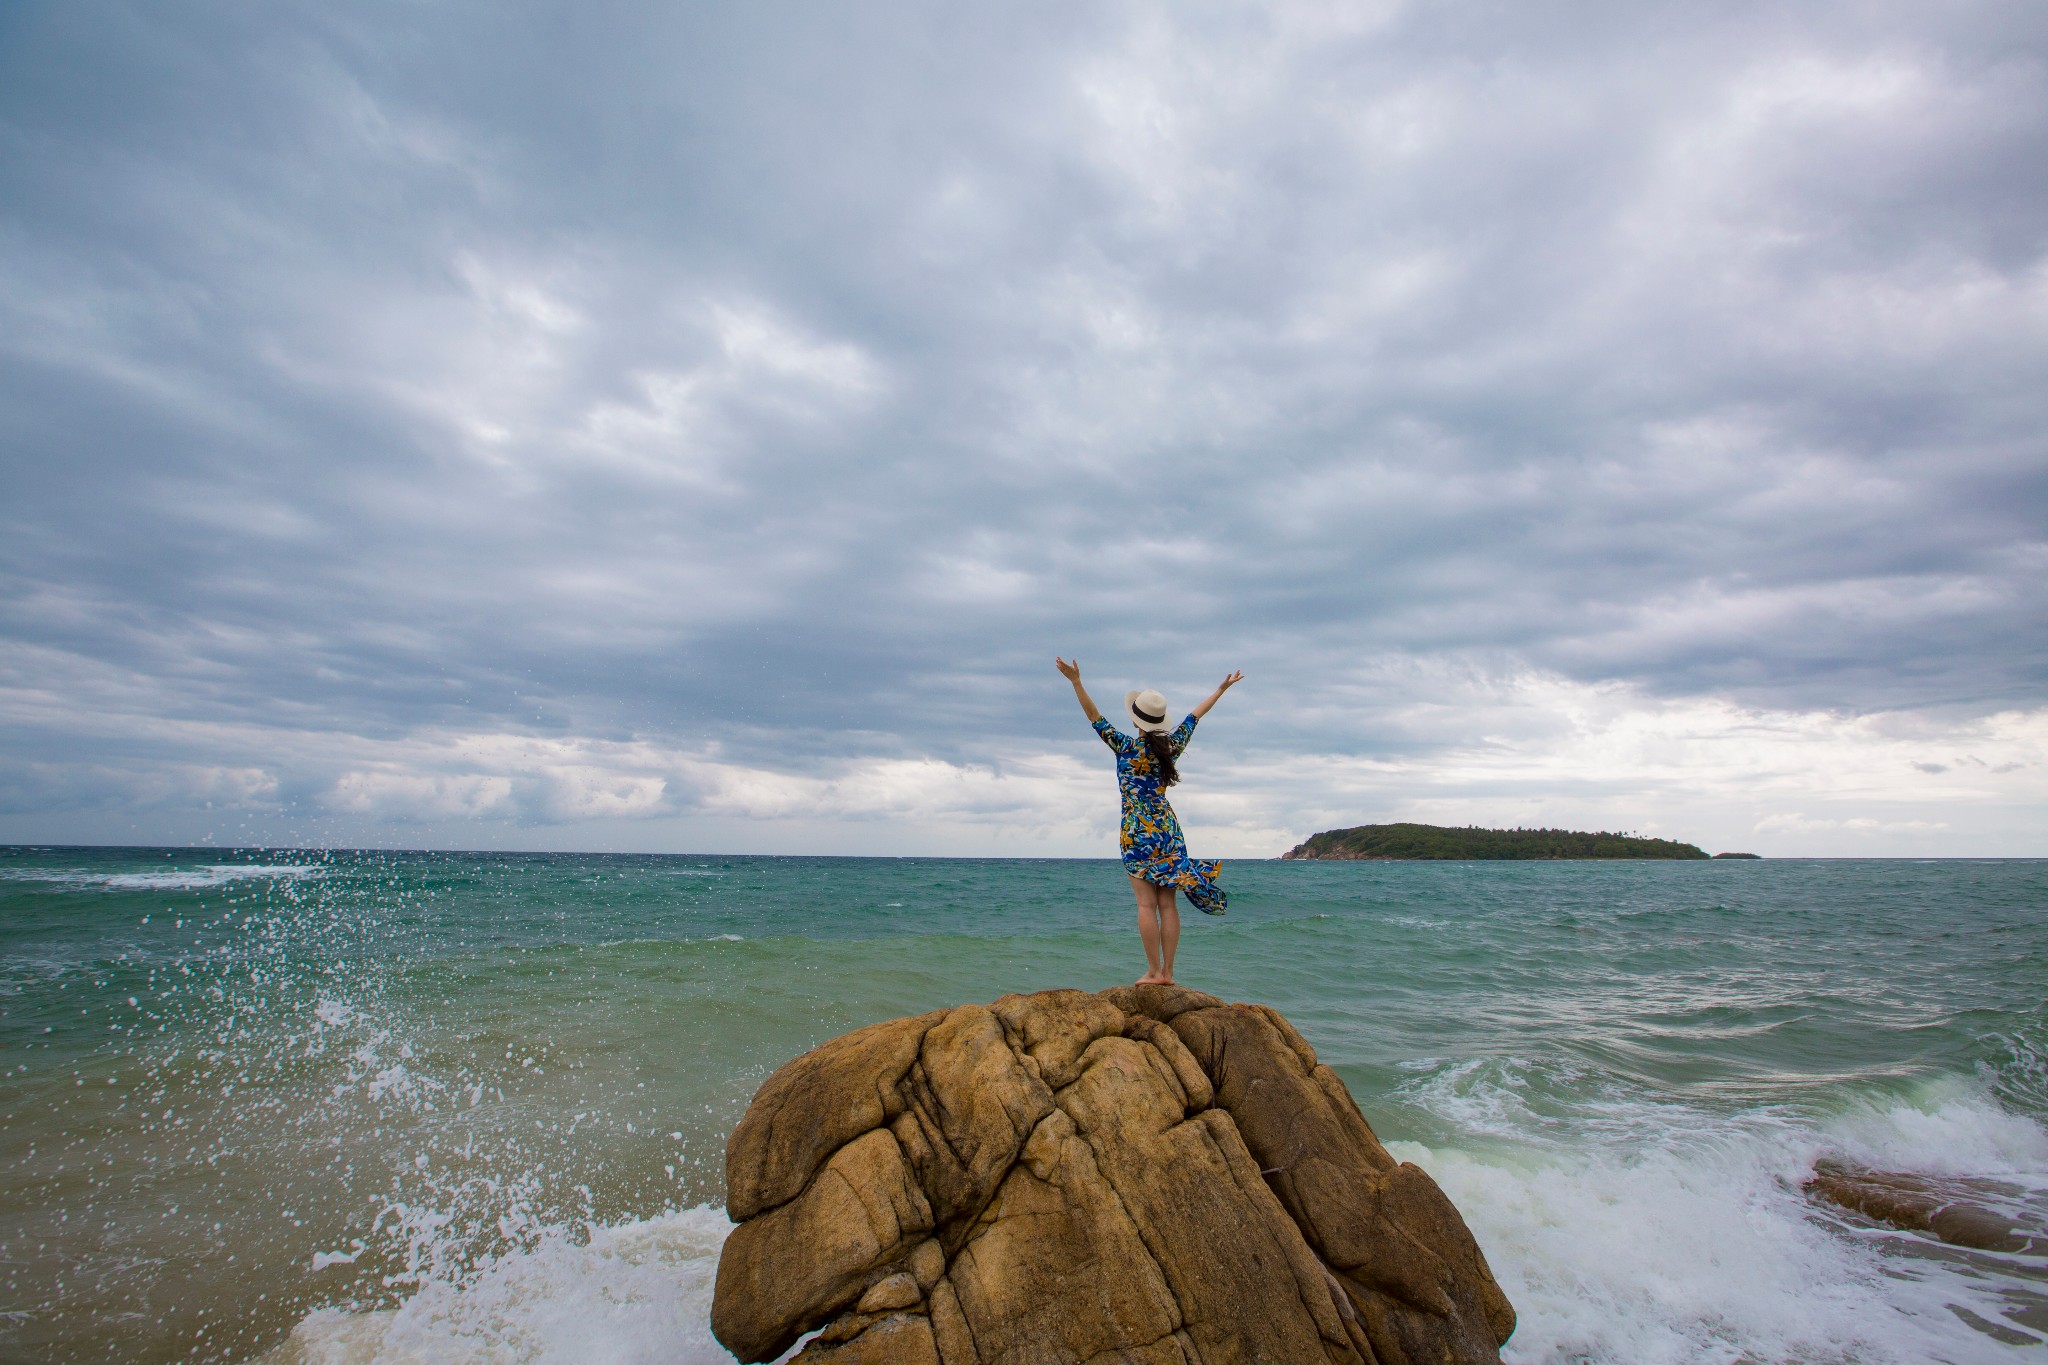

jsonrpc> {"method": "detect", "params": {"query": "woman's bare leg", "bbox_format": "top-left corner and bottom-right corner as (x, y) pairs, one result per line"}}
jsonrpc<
(1157, 890), (1181, 984)
(1130, 875), (1166, 983)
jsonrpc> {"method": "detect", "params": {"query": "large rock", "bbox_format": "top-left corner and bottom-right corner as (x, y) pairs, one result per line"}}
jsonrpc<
(712, 986), (1515, 1365)
(1804, 1159), (2041, 1253)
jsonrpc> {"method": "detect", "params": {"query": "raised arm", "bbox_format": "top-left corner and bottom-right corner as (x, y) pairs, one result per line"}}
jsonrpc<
(1190, 670), (1244, 720)
(1055, 657), (1103, 723)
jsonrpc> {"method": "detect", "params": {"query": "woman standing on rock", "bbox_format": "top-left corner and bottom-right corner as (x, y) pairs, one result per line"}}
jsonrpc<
(1056, 658), (1243, 985)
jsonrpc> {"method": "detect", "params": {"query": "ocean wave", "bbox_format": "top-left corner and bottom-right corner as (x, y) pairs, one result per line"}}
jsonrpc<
(0, 863), (323, 891)
(1407, 1135), (2034, 1365)
(1389, 1062), (2048, 1363)
(259, 1207), (753, 1365)
(1821, 1075), (2048, 1180)
(1980, 1016), (2048, 1117)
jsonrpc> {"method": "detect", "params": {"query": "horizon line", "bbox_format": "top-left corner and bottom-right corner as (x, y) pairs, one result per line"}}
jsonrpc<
(5, 841), (2045, 861)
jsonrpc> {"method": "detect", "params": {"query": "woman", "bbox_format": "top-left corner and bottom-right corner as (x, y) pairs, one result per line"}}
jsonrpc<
(1055, 658), (1244, 985)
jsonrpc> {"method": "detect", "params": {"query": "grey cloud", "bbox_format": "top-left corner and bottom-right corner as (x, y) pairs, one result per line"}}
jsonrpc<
(1, 0), (2044, 846)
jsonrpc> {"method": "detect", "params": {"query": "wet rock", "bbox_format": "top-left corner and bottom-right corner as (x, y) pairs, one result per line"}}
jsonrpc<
(1805, 1159), (2038, 1253)
(713, 987), (1516, 1364)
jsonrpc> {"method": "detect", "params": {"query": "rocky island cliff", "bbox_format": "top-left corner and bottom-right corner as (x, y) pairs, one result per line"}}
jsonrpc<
(711, 985), (1515, 1365)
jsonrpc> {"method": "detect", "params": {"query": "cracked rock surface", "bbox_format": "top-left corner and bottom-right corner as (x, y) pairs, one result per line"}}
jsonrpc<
(712, 986), (1516, 1365)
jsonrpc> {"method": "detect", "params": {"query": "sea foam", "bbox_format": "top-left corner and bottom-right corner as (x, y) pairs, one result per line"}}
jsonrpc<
(1394, 1074), (2048, 1365)
(262, 1207), (750, 1365)
(0, 862), (322, 891)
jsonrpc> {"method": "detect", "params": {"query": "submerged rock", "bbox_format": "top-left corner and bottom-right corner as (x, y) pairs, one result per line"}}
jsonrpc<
(712, 985), (1516, 1365)
(1805, 1159), (2041, 1253)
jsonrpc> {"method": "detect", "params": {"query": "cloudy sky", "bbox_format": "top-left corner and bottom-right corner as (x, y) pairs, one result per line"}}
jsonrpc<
(2, 0), (2044, 857)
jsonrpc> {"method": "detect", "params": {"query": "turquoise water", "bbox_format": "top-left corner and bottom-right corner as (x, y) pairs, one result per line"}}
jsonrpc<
(2, 848), (2044, 1363)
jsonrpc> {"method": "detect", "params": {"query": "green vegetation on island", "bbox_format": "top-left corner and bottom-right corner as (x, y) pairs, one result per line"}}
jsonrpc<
(1281, 822), (1711, 861)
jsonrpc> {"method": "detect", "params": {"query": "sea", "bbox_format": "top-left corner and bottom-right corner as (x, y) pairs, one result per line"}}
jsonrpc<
(1, 847), (2043, 1365)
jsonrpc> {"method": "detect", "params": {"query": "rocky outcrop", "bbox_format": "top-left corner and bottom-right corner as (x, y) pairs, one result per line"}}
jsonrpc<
(1805, 1159), (2042, 1253)
(712, 986), (1515, 1365)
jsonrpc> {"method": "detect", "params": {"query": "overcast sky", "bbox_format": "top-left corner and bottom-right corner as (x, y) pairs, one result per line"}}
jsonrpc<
(2, 0), (2044, 857)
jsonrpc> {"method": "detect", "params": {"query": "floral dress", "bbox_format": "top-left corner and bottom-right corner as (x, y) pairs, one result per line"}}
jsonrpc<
(1092, 714), (1227, 915)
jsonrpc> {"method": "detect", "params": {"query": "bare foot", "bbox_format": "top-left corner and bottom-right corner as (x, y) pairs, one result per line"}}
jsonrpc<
(1136, 971), (1165, 985)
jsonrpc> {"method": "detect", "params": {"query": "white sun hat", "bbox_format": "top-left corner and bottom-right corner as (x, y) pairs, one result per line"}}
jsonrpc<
(1124, 689), (1171, 733)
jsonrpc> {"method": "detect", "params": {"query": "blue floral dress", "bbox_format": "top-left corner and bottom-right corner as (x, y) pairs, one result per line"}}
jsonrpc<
(1092, 714), (1227, 915)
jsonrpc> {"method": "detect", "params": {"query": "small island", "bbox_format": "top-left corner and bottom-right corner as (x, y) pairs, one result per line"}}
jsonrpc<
(1281, 822), (1711, 860)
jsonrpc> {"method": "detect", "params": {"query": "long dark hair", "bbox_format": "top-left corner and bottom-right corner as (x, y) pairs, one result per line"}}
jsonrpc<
(1142, 729), (1179, 788)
